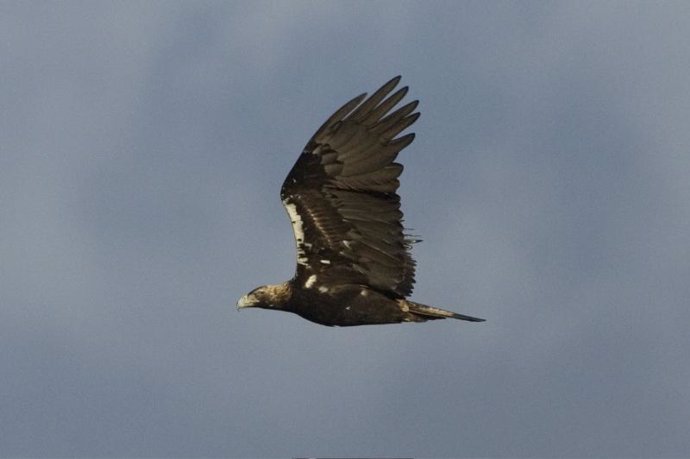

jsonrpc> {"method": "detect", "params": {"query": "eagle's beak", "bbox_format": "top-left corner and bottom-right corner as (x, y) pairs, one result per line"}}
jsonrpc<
(236, 293), (254, 310)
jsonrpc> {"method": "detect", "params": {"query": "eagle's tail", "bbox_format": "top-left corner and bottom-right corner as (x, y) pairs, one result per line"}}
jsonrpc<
(401, 299), (485, 323)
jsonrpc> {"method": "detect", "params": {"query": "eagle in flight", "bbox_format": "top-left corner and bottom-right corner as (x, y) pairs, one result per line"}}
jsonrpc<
(237, 76), (485, 326)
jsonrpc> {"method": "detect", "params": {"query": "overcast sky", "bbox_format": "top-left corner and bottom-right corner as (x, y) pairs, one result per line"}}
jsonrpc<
(2, 1), (690, 457)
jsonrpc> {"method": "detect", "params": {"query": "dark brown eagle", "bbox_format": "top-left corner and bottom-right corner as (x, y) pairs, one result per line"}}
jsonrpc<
(237, 76), (485, 326)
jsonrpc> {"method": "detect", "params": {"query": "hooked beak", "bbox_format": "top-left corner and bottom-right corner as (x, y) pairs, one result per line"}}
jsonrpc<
(236, 293), (255, 310)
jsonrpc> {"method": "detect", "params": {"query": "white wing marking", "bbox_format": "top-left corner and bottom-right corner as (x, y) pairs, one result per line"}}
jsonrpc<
(283, 200), (308, 266)
(305, 274), (317, 289)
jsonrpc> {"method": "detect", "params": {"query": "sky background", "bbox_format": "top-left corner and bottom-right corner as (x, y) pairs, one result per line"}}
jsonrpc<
(2, 1), (690, 457)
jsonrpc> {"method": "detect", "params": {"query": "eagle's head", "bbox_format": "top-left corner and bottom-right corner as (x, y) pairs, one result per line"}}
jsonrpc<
(237, 282), (291, 311)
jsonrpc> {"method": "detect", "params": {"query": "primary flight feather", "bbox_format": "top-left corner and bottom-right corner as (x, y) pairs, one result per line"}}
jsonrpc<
(237, 76), (485, 326)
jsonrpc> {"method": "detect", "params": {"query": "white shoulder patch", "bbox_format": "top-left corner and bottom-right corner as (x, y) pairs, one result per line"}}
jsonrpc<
(305, 274), (317, 289)
(318, 286), (329, 293)
(283, 200), (308, 265)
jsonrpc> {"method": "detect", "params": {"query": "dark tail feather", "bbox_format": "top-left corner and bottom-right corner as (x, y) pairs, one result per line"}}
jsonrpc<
(402, 300), (486, 322)
(449, 311), (486, 322)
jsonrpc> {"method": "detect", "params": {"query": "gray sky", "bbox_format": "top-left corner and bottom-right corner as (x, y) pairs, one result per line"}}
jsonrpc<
(2, 1), (689, 457)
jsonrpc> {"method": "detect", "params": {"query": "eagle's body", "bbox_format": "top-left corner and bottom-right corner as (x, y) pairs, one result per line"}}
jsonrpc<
(237, 76), (485, 326)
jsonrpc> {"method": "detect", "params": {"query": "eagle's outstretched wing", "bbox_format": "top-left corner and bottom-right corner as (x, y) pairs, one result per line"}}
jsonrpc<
(280, 76), (420, 298)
